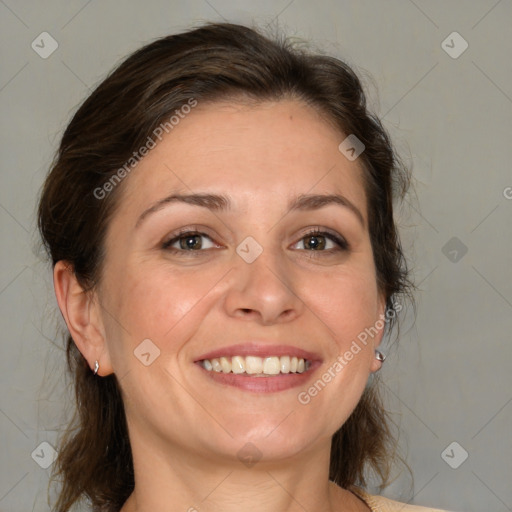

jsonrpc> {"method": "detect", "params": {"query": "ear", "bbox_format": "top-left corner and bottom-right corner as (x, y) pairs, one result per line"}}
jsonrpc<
(369, 293), (387, 373)
(53, 260), (114, 376)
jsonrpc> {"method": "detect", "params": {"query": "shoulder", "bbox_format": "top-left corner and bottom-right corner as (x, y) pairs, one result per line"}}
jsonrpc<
(350, 486), (452, 512)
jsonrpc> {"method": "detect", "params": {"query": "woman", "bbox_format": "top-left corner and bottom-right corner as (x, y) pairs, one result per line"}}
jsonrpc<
(38, 22), (450, 512)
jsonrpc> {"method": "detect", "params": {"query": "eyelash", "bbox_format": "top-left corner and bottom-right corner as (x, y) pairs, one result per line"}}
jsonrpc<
(161, 227), (349, 256)
(296, 229), (349, 253)
(161, 228), (217, 256)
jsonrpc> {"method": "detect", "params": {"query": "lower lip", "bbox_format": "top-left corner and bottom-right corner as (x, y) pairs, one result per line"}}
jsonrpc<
(195, 361), (321, 393)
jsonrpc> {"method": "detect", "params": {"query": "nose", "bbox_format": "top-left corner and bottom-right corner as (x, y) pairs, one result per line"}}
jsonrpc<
(223, 246), (304, 326)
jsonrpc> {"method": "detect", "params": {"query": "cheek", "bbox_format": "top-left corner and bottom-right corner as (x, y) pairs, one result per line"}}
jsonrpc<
(100, 261), (221, 360)
(302, 261), (381, 347)
(295, 266), (380, 427)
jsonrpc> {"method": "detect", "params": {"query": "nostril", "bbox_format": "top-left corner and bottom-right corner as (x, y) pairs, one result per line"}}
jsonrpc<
(279, 309), (295, 321)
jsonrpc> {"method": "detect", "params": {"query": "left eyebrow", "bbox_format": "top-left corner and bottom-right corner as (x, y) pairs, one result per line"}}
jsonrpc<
(288, 194), (365, 228)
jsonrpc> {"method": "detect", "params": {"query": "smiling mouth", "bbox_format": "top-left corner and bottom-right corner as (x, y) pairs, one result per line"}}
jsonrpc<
(198, 355), (311, 377)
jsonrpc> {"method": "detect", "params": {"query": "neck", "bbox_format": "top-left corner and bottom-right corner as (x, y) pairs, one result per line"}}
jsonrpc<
(120, 433), (369, 512)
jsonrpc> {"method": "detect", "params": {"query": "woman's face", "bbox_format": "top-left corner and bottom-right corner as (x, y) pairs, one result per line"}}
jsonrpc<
(95, 99), (385, 464)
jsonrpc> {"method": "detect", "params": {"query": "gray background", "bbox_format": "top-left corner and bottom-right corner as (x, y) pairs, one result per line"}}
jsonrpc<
(1, 1), (511, 511)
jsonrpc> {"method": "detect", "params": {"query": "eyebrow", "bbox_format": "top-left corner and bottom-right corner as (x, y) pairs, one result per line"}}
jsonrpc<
(289, 193), (365, 227)
(135, 193), (230, 228)
(135, 192), (365, 228)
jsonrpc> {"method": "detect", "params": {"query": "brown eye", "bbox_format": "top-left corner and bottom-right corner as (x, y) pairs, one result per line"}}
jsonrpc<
(179, 234), (203, 250)
(163, 231), (216, 251)
(303, 234), (327, 250)
(293, 230), (348, 252)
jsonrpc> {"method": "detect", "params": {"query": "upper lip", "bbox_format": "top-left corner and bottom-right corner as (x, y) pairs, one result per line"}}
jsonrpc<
(194, 342), (322, 363)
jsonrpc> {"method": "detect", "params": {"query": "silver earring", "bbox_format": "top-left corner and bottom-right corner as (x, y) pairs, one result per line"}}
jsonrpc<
(375, 350), (386, 362)
(93, 360), (99, 375)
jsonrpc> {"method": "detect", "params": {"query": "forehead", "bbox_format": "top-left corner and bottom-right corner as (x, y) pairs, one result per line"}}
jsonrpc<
(117, 99), (367, 220)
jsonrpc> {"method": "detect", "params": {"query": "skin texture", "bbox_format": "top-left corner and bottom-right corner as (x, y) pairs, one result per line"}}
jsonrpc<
(54, 99), (385, 512)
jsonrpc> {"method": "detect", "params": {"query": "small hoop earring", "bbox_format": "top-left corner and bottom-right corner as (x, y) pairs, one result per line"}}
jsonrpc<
(375, 350), (386, 362)
(93, 360), (99, 375)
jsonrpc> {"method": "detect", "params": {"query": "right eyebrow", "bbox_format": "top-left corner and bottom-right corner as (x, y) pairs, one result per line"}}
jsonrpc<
(135, 193), (231, 228)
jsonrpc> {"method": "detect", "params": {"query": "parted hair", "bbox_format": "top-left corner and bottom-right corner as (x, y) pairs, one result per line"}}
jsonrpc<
(38, 22), (412, 512)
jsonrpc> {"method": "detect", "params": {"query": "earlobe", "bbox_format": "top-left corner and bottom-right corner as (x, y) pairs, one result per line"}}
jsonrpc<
(53, 261), (113, 376)
(369, 294), (387, 373)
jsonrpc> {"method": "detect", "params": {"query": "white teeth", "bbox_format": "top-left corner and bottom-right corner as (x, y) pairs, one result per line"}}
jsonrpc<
(280, 355), (291, 373)
(220, 356), (231, 373)
(231, 355), (245, 374)
(245, 356), (263, 374)
(211, 358), (222, 372)
(263, 356), (281, 375)
(200, 355), (309, 375)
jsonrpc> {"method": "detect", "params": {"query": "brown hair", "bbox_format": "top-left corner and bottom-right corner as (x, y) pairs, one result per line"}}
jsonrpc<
(38, 22), (412, 512)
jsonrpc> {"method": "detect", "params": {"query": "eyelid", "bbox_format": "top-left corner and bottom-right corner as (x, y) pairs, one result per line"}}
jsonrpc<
(292, 227), (349, 251)
(161, 226), (220, 250)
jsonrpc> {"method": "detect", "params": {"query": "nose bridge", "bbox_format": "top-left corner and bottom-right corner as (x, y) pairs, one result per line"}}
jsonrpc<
(224, 238), (302, 323)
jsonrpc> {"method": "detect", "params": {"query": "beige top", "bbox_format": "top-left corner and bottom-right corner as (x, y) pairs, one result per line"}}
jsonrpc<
(350, 487), (451, 512)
